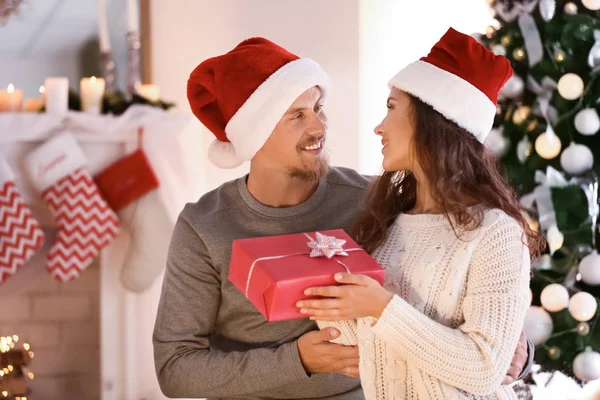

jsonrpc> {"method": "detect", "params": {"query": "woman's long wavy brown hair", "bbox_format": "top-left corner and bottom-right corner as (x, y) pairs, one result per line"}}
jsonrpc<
(353, 94), (545, 258)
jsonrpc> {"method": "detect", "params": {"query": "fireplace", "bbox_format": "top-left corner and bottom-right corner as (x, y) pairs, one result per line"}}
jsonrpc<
(0, 106), (200, 400)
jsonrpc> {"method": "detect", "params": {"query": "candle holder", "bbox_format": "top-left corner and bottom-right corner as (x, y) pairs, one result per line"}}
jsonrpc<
(100, 51), (116, 93)
(127, 31), (141, 97)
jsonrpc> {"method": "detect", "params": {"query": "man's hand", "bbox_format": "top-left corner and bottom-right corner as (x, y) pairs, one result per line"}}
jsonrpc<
(297, 328), (359, 378)
(503, 331), (528, 385)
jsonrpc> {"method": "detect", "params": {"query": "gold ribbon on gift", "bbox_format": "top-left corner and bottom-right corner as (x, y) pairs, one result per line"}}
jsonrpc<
(244, 232), (364, 298)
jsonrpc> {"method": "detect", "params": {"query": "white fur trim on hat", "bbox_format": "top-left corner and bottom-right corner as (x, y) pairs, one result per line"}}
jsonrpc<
(388, 60), (497, 142)
(0, 152), (15, 186)
(222, 57), (332, 164)
(24, 132), (87, 192)
(207, 139), (245, 169)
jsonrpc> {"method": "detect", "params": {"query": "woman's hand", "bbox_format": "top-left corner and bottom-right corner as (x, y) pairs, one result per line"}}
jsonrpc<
(297, 273), (394, 320)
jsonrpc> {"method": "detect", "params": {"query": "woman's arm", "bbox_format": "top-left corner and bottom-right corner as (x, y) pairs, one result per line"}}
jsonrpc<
(316, 320), (358, 346)
(368, 218), (531, 395)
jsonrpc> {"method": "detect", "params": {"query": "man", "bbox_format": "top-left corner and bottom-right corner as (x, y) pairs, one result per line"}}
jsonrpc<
(153, 37), (532, 400)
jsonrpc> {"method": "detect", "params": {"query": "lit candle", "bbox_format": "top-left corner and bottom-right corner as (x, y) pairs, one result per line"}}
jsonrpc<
(80, 76), (106, 114)
(137, 84), (160, 102)
(0, 84), (23, 112)
(127, 0), (139, 32)
(97, 0), (111, 51)
(24, 85), (45, 112)
(44, 77), (69, 115)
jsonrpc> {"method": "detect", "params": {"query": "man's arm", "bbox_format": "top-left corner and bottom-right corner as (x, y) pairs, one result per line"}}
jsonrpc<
(152, 213), (310, 398)
(516, 338), (535, 381)
(503, 331), (533, 384)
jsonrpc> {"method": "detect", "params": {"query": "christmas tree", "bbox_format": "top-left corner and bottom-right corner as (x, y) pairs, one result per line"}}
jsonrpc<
(0, 335), (34, 399)
(478, 0), (600, 384)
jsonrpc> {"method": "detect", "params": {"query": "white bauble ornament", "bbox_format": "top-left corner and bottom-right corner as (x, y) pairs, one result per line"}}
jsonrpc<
(524, 306), (554, 346)
(491, 44), (506, 56)
(535, 131), (562, 159)
(565, 1), (578, 14)
(517, 136), (532, 164)
(540, 0), (557, 21)
(579, 251), (600, 286)
(569, 292), (598, 322)
(547, 224), (564, 255)
(575, 108), (600, 135)
(558, 73), (585, 100)
(541, 283), (570, 312)
(582, 0), (600, 10)
(501, 75), (525, 99)
(560, 143), (594, 175)
(573, 349), (600, 382)
(484, 128), (511, 157)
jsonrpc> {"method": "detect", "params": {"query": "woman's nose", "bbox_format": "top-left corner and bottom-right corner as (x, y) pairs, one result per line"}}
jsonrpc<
(374, 121), (384, 136)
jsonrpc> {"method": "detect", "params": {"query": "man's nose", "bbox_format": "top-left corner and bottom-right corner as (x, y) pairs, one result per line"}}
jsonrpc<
(308, 114), (327, 137)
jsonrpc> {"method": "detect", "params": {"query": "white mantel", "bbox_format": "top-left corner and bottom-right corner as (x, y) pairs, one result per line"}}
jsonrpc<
(0, 106), (203, 400)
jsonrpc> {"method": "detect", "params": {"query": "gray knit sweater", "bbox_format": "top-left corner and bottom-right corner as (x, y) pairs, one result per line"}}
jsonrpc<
(153, 167), (370, 400)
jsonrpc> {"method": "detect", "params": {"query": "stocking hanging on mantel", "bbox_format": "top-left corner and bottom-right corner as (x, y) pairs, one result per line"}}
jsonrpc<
(0, 152), (44, 285)
(0, 105), (202, 294)
(0, 106), (200, 218)
(23, 132), (120, 282)
(95, 130), (173, 293)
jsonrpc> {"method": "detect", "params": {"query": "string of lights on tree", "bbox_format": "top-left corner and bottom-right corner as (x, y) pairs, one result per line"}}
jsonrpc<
(478, 0), (600, 386)
(0, 336), (34, 400)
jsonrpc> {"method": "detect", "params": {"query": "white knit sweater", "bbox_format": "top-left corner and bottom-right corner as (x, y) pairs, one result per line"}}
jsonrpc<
(318, 208), (530, 399)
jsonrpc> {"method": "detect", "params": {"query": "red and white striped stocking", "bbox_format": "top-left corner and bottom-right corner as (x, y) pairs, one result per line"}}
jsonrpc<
(24, 133), (120, 282)
(0, 152), (44, 284)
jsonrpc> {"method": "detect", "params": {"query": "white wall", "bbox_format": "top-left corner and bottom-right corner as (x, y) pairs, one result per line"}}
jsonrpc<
(0, 0), (130, 98)
(0, 58), (79, 99)
(0, 51), (128, 100)
(150, 0), (361, 192)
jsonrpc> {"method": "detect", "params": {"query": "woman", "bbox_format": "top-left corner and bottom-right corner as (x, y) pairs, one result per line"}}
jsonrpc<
(296, 28), (544, 399)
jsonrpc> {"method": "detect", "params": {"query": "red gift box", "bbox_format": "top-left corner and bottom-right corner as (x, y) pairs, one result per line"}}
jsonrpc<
(229, 229), (386, 322)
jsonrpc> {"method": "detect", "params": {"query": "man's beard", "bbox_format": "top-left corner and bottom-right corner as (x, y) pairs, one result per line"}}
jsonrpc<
(287, 151), (330, 182)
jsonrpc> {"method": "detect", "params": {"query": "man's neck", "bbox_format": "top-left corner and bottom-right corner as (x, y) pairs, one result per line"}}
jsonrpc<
(246, 166), (321, 208)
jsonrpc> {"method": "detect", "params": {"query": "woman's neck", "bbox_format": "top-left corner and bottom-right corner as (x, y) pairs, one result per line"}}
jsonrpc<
(406, 169), (440, 215)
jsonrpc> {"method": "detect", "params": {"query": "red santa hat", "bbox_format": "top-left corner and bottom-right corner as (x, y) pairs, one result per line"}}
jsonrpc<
(388, 27), (512, 142)
(187, 37), (332, 169)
